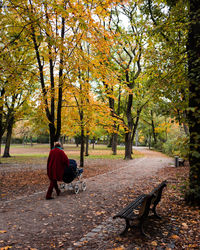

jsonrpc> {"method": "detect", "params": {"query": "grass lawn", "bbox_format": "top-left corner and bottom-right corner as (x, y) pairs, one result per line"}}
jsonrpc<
(0, 143), (143, 163)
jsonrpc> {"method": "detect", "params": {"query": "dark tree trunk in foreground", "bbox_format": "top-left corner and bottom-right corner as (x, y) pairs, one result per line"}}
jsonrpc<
(185, 0), (200, 206)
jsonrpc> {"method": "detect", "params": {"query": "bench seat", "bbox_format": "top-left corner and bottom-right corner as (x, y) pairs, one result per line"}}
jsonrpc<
(113, 194), (146, 220)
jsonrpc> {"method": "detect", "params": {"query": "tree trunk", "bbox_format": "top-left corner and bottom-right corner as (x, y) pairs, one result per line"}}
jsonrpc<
(0, 88), (5, 163)
(3, 116), (14, 158)
(112, 84), (121, 155)
(151, 110), (157, 145)
(112, 133), (118, 155)
(0, 138), (2, 164)
(125, 131), (132, 159)
(0, 113), (2, 163)
(85, 134), (89, 156)
(30, 12), (65, 150)
(131, 109), (141, 152)
(124, 89), (133, 159)
(185, 0), (200, 206)
(80, 123), (85, 167)
(55, 16), (65, 142)
(92, 137), (95, 149)
(148, 129), (151, 149)
(103, 80), (120, 155)
(49, 123), (56, 149)
(135, 130), (139, 146)
(107, 136), (112, 148)
(183, 123), (189, 136)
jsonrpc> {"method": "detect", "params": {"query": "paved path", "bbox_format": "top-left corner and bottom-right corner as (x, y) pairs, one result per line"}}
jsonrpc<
(0, 148), (173, 249)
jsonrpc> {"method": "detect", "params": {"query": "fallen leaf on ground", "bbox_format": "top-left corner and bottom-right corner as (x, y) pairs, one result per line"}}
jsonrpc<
(171, 234), (180, 240)
(0, 246), (12, 250)
(181, 223), (188, 229)
(151, 241), (158, 246)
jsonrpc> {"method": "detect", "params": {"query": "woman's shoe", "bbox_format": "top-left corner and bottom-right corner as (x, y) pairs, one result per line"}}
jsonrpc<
(46, 197), (54, 200)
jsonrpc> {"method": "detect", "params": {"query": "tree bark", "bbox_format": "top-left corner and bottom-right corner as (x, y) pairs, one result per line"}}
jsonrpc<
(0, 138), (2, 164)
(3, 115), (14, 158)
(112, 133), (118, 155)
(185, 0), (200, 206)
(131, 109), (141, 150)
(125, 90), (133, 160)
(80, 113), (85, 167)
(0, 88), (5, 163)
(151, 110), (157, 145)
(85, 134), (89, 156)
(49, 123), (56, 149)
(92, 137), (95, 149)
(55, 16), (65, 142)
(125, 131), (132, 159)
(107, 136), (112, 147)
(104, 81), (118, 154)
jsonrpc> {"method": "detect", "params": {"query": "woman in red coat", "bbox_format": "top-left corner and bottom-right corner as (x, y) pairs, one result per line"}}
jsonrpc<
(46, 142), (69, 200)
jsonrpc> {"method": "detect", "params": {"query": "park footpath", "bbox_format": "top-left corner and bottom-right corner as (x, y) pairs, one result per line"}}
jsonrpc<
(0, 148), (173, 249)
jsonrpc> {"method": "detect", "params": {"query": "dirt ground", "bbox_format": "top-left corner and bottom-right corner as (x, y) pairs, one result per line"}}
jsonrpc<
(0, 147), (199, 249)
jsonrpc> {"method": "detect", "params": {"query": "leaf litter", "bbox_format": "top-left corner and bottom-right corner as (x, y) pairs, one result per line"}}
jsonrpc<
(0, 155), (199, 249)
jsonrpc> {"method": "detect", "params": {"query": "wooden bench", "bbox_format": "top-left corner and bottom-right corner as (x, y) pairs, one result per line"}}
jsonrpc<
(175, 156), (185, 167)
(113, 180), (167, 237)
(178, 158), (185, 166)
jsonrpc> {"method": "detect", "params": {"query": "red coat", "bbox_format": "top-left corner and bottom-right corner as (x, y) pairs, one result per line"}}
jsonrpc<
(47, 147), (69, 181)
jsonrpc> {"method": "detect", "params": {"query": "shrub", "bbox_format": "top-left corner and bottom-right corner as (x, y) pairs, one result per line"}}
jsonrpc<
(162, 134), (189, 159)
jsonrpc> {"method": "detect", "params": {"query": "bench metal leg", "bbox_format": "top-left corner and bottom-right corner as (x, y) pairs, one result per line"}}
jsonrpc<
(120, 219), (130, 235)
(152, 206), (161, 219)
(139, 221), (150, 238)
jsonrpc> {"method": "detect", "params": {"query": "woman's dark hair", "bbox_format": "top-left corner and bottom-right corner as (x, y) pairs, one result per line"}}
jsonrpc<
(54, 141), (61, 147)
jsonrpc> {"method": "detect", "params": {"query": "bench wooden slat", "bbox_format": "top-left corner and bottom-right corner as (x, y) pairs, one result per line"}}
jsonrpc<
(113, 194), (146, 219)
(126, 194), (154, 220)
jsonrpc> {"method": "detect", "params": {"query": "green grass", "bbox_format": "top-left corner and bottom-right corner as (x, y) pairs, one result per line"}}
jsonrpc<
(85, 153), (142, 159)
(2, 144), (50, 149)
(86, 154), (124, 159)
(0, 143), (143, 164)
(6, 143), (124, 150)
(0, 152), (142, 164)
(12, 153), (49, 157)
(0, 155), (48, 164)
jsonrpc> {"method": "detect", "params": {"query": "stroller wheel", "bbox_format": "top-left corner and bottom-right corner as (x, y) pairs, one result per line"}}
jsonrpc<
(74, 184), (80, 194)
(81, 182), (86, 191)
(60, 183), (65, 189)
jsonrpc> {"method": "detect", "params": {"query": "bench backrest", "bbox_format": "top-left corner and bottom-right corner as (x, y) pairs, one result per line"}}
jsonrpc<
(150, 180), (167, 207)
(138, 194), (154, 219)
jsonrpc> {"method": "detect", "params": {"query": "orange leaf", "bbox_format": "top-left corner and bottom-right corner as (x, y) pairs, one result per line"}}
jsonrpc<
(171, 234), (180, 240)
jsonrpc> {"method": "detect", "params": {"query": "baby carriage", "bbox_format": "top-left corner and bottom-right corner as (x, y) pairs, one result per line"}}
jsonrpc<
(60, 159), (86, 194)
